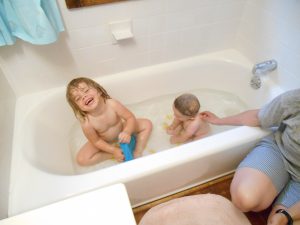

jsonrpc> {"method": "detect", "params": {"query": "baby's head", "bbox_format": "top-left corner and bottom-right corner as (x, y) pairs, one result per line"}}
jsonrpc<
(174, 93), (200, 118)
(66, 77), (110, 119)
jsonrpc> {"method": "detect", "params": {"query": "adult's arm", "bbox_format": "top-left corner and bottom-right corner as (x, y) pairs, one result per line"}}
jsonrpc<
(201, 109), (260, 127)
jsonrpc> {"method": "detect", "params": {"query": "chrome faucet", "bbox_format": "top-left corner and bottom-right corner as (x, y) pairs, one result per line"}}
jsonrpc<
(250, 59), (278, 89)
(252, 59), (278, 75)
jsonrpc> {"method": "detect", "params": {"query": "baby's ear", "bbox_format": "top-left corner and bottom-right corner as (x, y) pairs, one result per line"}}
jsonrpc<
(199, 113), (205, 119)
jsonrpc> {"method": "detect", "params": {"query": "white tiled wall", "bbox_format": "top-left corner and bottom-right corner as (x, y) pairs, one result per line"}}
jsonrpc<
(0, 0), (298, 96)
(0, 69), (16, 219)
(236, 0), (300, 90)
(61, 0), (245, 76)
(0, 0), (245, 96)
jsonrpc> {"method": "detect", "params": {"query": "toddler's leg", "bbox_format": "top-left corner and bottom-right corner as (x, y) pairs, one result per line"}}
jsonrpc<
(134, 118), (152, 158)
(76, 142), (113, 166)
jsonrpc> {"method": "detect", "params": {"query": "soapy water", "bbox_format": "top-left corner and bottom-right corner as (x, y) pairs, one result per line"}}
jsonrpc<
(70, 89), (247, 173)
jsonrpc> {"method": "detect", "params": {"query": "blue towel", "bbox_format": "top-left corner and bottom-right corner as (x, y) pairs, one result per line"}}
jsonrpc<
(0, 0), (64, 46)
(120, 135), (136, 162)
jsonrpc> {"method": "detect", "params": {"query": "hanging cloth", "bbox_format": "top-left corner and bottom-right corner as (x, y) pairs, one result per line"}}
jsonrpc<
(0, 0), (64, 46)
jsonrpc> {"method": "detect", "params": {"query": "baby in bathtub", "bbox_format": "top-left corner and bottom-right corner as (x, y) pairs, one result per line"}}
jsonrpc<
(166, 93), (210, 144)
(66, 77), (152, 166)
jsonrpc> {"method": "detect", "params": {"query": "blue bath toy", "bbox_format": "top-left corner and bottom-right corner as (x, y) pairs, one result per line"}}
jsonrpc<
(120, 135), (136, 161)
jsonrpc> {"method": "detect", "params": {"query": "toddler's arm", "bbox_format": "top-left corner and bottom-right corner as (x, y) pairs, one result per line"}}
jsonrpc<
(110, 99), (137, 143)
(82, 123), (124, 161)
(93, 138), (124, 161)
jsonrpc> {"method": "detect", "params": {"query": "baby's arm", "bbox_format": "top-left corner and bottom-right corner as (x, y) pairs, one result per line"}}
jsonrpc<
(170, 121), (199, 144)
(81, 122), (124, 161)
(166, 118), (181, 135)
(192, 116), (210, 140)
(110, 99), (137, 143)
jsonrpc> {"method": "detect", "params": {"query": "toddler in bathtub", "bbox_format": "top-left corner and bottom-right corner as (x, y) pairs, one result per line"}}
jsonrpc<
(66, 77), (152, 166)
(166, 93), (210, 144)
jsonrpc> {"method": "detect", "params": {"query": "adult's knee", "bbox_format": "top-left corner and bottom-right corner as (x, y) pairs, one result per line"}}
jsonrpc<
(230, 183), (261, 212)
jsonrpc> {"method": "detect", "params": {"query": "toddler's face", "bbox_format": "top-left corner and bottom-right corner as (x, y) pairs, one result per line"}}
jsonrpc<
(71, 82), (100, 111)
(173, 105), (191, 122)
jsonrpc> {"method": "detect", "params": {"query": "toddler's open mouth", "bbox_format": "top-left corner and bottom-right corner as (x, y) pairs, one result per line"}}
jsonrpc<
(85, 97), (93, 105)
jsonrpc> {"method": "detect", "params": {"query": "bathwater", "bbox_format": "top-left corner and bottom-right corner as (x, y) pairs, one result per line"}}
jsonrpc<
(70, 89), (247, 174)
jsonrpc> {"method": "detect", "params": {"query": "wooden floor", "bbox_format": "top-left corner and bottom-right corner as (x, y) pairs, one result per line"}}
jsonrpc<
(133, 173), (271, 225)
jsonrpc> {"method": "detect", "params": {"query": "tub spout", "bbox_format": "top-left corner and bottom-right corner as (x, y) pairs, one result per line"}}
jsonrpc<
(252, 59), (277, 75)
(250, 59), (278, 89)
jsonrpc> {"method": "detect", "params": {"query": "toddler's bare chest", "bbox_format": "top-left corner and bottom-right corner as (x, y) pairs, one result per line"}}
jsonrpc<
(89, 112), (121, 132)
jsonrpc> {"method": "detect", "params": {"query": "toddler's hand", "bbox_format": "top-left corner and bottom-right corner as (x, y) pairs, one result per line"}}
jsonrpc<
(118, 131), (131, 143)
(113, 147), (124, 162)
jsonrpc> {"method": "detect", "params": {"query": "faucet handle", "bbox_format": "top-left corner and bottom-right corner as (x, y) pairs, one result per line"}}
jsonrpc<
(252, 59), (277, 75)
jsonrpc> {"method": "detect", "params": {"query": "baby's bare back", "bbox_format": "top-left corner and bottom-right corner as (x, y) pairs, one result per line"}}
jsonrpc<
(183, 114), (210, 139)
(195, 119), (210, 136)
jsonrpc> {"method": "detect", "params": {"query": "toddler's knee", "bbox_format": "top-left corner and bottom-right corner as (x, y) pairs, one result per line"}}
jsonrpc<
(76, 154), (89, 166)
(145, 119), (153, 131)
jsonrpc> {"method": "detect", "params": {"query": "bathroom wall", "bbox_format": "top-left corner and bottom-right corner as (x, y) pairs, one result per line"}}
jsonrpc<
(0, 0), (245, 97)
(0, 68), (16, 219)
(236, 0), (300, 90)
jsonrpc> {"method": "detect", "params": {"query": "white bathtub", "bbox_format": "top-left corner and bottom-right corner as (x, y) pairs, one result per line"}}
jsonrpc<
(9, 49), (283, 216)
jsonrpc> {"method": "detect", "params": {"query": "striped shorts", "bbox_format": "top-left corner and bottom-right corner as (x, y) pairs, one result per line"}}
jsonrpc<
(237, 135), (300, 208)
